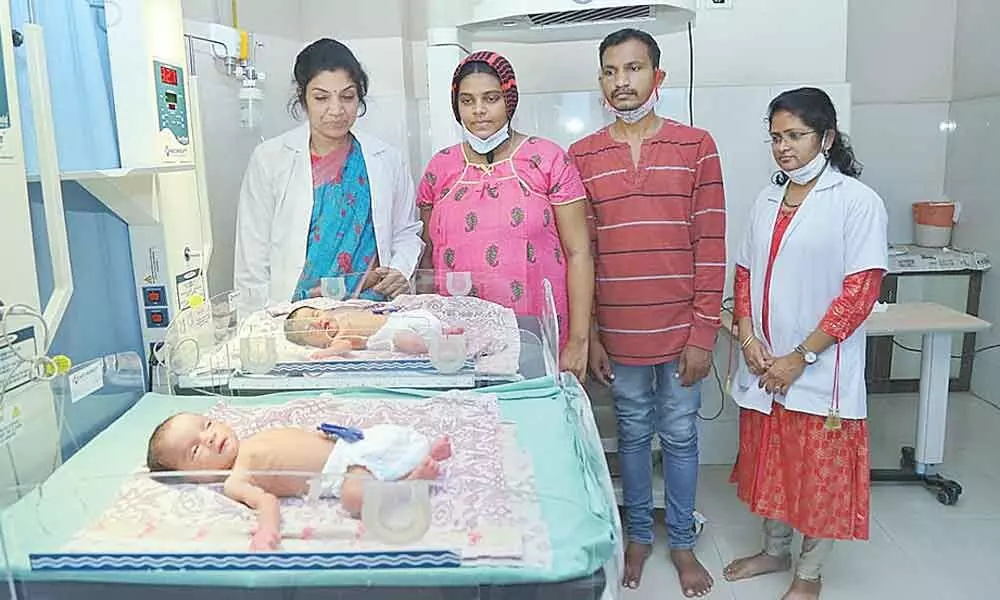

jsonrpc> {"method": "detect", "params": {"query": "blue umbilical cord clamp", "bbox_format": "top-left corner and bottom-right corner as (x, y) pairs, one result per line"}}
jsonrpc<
(318, 423), (365, 443)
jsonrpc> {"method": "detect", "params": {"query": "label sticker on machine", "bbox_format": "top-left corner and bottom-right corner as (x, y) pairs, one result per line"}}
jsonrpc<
(0, 403), (24, 447)
(0, 31), (15, 163)
(0, 326), (38, 394)
(176, 268), (211, 329)
(176, 268), (204, 309)
(69, 361), (105, 404)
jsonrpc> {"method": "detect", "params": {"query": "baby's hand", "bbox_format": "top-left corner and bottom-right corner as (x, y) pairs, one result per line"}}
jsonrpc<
(250, 527), (281, 552)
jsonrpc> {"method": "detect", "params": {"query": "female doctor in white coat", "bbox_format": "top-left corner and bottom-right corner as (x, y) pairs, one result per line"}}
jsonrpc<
(723, 88), (888, 600)
(235, 38), (423, 304)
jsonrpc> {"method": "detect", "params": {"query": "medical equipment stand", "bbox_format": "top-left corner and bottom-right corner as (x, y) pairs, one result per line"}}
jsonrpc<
(858, 306), (989, 505)
(870, 330), (965, 505)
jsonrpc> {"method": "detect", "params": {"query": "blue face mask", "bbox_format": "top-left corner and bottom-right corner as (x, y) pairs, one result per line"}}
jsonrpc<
(463, 121), (510, 155)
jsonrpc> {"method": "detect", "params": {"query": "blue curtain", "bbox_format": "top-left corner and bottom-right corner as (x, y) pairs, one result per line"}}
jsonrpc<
(10, 0), (138, 458)
(29, 182), (145, 459)
(10, 0), (120, 174)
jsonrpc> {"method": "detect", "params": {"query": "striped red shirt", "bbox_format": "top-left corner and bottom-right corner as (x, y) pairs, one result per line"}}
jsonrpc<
(569, 120), (726, 365)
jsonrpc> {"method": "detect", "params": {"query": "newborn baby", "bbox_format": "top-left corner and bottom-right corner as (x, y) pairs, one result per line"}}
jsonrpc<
(146, 413), (452, 551)
(283, 305), (462, 360)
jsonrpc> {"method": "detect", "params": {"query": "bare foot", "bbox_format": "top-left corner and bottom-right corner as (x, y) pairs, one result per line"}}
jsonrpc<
(723, 551), (792, 582)
(782, 577), (822, 599)
(406, 456), (440, 480)
(620, 542), (652, 589)
(393, 331), (429, 354)
(671, 549), (713, 597)
(430, 437), (452, 461)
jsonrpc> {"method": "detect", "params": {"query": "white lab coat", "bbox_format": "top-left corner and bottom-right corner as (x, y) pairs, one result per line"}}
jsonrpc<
(732, 167), (888, 419)
(234, 123), (424, 303)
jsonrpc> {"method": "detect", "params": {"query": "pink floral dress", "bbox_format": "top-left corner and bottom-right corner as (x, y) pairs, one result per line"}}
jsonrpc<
(417, 137), (586, 346)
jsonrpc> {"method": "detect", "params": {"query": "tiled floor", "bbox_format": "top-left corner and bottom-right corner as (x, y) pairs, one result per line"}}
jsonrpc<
(621, 393), (1000, 600)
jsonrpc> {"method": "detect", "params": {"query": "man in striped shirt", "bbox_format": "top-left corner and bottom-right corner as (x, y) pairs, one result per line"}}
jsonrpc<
(569, 29), (726, 597)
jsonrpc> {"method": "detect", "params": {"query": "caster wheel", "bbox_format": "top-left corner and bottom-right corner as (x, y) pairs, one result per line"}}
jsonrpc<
(936, 485), (960, 506)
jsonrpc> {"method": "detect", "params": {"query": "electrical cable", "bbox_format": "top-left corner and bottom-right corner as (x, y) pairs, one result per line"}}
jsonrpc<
(698, 297), (735, 421)
(428, 42), (472, 55)
(687, 21), (694, 126)
(890, 338), (1000, 359)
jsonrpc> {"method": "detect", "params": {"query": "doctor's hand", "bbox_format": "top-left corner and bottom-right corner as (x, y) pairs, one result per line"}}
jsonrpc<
(742, 337), (774, 376)
(758, 353), (806, 396)
(678, 345), (712, 387)
(370, 268), (411, 299)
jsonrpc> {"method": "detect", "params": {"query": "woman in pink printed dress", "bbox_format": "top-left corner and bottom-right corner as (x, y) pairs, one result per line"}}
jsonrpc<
(417, 51), (594, 382)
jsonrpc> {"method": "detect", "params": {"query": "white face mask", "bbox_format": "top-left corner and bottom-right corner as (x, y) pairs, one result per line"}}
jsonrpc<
(463, 121), (510, 155)
(603, 89), (659, 124)
(783, 133), (829, 185)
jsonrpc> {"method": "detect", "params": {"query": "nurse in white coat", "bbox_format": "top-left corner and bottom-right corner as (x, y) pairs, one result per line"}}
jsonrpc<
(723, 88), (888, 600)
(235, 39), (423, 304)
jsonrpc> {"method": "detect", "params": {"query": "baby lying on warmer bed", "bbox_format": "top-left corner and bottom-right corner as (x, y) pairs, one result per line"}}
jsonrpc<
(146, 413), (452, 551)
(283, 305), (464, 360)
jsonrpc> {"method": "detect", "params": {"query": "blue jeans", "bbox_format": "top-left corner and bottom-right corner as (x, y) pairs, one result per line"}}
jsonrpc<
(611, 360), (701, 549)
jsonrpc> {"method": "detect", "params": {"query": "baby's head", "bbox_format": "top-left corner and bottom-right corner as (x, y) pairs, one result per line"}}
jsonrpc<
(284, 306), (339, 348)
(146, 413), (239, 478)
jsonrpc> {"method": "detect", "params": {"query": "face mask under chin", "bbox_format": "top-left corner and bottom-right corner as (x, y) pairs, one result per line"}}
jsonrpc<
(782, 133), (829, 185)
(603, 89), (660, 124)
(463, 121), (510, 156)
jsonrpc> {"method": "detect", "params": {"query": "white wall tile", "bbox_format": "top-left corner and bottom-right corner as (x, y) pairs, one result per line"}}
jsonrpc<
(944, 96), (1000, 403)
(847, 0), (956, 104)
(298, 0), (406, 41)
(952, 0), (1000, 100)
(850, 102), (951, 244)
(182, 0), (302, 40)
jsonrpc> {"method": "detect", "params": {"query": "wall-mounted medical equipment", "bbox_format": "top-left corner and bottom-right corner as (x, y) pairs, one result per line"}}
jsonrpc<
(105, 1), (196, 165)
(184, 20), (265, 130)
(457, 0), (696, 43)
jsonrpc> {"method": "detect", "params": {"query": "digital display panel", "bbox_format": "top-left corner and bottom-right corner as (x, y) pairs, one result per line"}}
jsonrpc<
(160, 65), (178, 86)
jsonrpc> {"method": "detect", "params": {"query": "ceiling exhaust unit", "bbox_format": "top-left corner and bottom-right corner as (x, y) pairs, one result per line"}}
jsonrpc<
(458, 0), (696, 43)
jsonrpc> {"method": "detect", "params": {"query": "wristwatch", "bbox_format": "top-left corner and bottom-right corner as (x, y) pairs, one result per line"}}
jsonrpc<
(794, 344), (818, 365)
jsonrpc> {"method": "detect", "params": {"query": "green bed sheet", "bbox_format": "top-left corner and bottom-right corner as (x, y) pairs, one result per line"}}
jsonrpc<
(1, 377), (617, 588)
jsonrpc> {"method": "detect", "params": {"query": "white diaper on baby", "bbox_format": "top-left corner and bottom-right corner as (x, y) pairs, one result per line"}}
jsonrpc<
(316, 424), (431, 499)
(365, 309), (443, 352)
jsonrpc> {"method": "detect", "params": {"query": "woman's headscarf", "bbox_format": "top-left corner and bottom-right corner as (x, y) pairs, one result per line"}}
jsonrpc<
(450, 51), (519, 123)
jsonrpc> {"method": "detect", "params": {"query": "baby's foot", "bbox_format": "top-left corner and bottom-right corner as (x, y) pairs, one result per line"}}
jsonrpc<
(406, 456), (440, 480)
(430, 437), (452, 461)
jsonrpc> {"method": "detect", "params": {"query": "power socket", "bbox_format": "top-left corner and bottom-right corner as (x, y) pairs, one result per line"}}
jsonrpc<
(704, 0), (734, 9)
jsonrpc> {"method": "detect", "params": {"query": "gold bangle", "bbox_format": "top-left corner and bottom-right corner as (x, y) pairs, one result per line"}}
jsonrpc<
(741, 335), (755, 349)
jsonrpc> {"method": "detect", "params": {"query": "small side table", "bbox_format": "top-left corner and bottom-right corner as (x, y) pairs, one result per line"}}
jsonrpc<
(865, 246), (991, 393)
